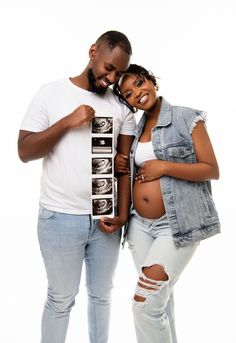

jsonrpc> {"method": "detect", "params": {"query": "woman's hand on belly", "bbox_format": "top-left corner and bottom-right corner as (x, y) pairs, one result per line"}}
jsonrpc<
(136, 160), (166, 183)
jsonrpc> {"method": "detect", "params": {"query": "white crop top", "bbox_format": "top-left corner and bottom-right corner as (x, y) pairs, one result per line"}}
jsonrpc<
(134, 141), (157, 166)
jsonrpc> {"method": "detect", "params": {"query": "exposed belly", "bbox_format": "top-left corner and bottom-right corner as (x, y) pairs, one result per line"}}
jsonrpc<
(133, 179), (165, 219)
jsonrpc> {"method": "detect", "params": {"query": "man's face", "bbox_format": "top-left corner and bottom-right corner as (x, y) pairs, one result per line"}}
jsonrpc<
(88, 44), (130, 95)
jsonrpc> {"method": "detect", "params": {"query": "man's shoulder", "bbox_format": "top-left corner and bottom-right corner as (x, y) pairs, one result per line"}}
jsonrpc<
(39, 78), (68, 92)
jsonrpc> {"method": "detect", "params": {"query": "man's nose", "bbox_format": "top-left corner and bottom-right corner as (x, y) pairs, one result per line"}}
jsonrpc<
(107, 71), (118, 85)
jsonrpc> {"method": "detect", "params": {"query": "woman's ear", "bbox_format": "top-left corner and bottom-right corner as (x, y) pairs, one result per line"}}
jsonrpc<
(89, 44), (98, 60)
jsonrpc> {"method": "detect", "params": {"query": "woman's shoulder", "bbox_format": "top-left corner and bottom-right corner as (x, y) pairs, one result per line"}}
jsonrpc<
(172, 103), (207, 130)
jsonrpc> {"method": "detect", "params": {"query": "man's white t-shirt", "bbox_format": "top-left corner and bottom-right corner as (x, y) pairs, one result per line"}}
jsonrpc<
(20, 78), (135, 214)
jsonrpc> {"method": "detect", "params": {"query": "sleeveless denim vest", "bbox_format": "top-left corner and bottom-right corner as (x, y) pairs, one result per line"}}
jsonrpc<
(129, 97), (220, 247)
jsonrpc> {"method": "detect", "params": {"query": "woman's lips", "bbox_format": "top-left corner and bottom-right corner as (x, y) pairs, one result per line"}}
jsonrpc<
(139, 94), (148, 104)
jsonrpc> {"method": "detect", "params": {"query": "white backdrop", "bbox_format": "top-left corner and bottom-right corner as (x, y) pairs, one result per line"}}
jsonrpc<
(1, 0), (235, 342)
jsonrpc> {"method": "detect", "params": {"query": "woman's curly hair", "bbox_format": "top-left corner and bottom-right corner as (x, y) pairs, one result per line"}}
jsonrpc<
(113, 64), (158, 113)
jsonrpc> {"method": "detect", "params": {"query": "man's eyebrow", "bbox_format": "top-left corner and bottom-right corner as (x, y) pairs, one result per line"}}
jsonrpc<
(105, 63), (115, 69)
(105, 63), (126, 73)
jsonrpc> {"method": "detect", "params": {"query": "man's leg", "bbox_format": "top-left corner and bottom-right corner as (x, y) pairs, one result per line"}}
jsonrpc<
(85, 221), (121, 343)
(38, 207), (90, 343)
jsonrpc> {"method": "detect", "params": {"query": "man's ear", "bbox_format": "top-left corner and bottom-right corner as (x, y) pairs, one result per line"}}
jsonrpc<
(89, 44), (98, 60)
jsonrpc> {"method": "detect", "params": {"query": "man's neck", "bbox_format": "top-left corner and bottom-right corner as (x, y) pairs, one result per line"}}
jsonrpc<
(70, 69), (90, 91)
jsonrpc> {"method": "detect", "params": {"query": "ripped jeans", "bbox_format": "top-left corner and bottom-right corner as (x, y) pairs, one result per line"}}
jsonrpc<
(127, 210), (199, 343)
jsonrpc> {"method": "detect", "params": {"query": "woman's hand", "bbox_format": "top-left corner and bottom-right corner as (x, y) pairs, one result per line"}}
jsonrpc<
(135, 160), (166, 182)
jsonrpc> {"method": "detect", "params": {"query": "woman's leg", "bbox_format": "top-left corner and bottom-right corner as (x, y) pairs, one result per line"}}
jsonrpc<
(128, 213), (198, 343)
(127, 214), (155, 273)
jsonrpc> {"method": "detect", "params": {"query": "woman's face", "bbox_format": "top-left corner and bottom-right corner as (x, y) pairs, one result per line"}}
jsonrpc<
(119, 74), (157, 111)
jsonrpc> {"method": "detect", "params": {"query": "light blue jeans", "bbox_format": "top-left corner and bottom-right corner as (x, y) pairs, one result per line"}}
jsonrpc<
(127, 210), (199, 343)
(37, 206), (121, 343)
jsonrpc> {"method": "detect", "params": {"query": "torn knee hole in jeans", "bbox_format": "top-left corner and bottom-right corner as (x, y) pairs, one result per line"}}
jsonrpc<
(134, 264), (169, 303)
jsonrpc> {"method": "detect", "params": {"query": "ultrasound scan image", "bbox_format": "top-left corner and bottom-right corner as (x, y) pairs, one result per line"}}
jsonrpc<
(92, 158), (112, 174)
(92, 137), (112, 154)
(92, 117), (113, 134)
(92, 178), (112, 195)
(92, 198), (113, 216)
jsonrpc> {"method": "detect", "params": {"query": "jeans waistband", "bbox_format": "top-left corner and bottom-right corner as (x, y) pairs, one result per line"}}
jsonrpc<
(131, 207), (167, 226)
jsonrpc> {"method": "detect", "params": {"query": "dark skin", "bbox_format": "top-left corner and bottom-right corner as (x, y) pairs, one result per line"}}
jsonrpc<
(116, 74), (219, 182)
(99, 134), (133, 233)
(116, 72), (220, 299)
(18, 42), (133, 234)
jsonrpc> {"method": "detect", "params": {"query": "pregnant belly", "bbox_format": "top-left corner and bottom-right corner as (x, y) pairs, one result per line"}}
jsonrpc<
(133, 179), (165, 219)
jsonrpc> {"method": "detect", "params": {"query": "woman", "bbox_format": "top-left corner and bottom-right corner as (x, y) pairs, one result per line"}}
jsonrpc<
(113, 64), (220, 343)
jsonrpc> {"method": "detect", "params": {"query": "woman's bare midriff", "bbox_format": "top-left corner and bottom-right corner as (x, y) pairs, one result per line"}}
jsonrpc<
(133, 179), (165, 219)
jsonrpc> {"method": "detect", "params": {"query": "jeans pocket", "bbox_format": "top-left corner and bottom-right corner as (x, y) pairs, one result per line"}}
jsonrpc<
(38, 207), (56, 220)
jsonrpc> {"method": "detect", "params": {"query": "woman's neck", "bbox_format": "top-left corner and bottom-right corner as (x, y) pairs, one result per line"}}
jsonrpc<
(145, 96), (162, 121)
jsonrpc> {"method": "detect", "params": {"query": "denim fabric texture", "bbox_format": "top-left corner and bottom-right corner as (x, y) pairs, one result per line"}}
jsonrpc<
(128, 97), (220, 247)
(127, 209), (199, 343)
(37, 206), (121, 343)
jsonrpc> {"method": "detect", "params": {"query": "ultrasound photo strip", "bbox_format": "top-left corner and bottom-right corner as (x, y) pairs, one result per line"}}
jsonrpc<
(91, 116), (114, 218)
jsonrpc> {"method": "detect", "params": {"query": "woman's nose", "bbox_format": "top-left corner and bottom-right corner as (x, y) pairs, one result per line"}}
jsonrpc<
(134, 89), (141, 98)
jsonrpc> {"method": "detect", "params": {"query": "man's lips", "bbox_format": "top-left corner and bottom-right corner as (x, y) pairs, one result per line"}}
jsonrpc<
(98, 78), (111, 88)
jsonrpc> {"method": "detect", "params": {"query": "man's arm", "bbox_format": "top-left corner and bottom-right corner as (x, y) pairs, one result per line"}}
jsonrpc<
(99, 134), (134, 233)
(18, 104), (95, 162)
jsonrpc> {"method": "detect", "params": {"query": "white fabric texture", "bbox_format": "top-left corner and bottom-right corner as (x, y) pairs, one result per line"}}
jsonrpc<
(20, 78), (135, 214)
(134, 141), (157, 167)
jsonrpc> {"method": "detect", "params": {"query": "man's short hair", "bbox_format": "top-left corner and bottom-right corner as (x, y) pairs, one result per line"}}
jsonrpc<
(96, 30), (132, 55)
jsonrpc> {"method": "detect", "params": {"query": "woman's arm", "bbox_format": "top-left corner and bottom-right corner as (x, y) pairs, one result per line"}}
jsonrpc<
(137, 121), (219, 182)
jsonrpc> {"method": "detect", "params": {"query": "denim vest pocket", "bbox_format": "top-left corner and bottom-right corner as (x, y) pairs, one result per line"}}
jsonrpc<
(38, 207), (56, 220)
(167, 145), (194, 163)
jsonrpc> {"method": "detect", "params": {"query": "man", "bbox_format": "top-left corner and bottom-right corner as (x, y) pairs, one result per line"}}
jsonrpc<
(18, 31), (135, 343)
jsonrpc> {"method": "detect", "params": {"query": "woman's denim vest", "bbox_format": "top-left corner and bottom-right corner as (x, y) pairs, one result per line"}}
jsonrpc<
(128, 97), (220, 248)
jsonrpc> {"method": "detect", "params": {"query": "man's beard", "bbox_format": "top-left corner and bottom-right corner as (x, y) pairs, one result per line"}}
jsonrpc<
(87, 69), (108, 95)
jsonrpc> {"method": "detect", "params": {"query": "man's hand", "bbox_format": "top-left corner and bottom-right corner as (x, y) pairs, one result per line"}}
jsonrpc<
(66, 104), (95, 129)
(115, 153), (130, 174)
(99, 216), (127, 234)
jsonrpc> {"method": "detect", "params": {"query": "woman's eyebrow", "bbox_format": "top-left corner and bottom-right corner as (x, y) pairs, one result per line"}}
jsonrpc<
(123, 77), (140, 91)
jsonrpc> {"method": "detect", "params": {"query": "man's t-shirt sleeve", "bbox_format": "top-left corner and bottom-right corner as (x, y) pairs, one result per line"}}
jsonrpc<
(119, 106), (136, 136)
(20, 85), (49, 132)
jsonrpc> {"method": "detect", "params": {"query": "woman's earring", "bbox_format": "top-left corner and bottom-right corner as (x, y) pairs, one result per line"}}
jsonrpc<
(133, 107), (138, 113)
